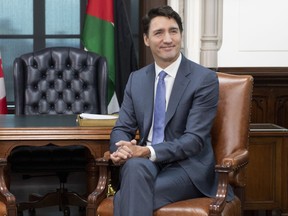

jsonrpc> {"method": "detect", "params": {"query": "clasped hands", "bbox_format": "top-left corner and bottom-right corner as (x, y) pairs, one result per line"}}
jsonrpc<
(110, 139), (150, 165)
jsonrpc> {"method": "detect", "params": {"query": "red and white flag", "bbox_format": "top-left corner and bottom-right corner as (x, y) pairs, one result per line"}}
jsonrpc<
(0, 52), (8, 114)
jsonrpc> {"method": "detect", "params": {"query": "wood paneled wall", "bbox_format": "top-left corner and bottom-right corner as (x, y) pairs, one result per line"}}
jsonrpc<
(218, 68), (288, 128)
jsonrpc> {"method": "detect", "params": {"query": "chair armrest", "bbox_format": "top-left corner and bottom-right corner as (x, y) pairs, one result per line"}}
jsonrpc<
(86, 152), (110, 214)
(221, 149), (249, 171)
(209, 149), (248, 215)
(0, 159), (17, 215)
(222, 149), (249, 187)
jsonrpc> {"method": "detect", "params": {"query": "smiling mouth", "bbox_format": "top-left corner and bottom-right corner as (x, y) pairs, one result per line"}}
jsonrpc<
(161, 46), (174, 50)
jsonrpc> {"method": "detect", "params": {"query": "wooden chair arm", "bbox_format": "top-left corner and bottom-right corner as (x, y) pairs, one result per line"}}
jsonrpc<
(102, 151), (112, 162)
(209, 149), (248, 215)
(86, 152), (111, 214)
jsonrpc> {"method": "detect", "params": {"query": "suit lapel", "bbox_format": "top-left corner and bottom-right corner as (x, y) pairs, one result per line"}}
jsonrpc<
(165, 57), (191, 126)
(143, 65), (156, 138)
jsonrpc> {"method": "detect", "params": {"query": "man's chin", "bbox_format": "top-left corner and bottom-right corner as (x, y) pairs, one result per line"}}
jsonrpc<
(161, 53), (178, 62)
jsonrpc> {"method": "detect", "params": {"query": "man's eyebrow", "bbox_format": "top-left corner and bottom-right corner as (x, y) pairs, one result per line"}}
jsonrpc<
(152, 26), (179, 33)
(152, 28), (164, 33)
(169, 27), (179, 31)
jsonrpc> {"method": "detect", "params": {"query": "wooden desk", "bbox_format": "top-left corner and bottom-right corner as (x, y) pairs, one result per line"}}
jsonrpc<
(245, 123), (288, 215)
(0, 114), (111, 216)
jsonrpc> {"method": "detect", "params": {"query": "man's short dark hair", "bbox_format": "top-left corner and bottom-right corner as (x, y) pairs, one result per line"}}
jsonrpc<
(142, 5), (183, 35)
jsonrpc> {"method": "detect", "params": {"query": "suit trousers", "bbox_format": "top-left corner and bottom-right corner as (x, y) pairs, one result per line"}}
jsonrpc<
(113, 157), (203, 216)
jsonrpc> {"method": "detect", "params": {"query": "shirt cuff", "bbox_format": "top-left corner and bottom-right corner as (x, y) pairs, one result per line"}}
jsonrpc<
(146, 146), (156, 161)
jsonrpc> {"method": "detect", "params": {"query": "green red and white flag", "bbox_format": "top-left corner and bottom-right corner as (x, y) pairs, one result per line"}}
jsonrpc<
(0, 51), (8, 114)
(81, 0), (138, 114)
(82, 0), (117, 114)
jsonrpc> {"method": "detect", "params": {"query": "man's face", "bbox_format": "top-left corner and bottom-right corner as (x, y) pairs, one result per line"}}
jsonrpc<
(144, 16), (182, 68)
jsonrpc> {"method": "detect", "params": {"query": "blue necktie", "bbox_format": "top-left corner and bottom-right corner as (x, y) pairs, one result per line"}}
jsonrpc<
(152, 71), (167, 145)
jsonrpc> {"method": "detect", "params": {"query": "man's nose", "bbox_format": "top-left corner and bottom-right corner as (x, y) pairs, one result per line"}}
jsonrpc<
(163, 32), (172, 43)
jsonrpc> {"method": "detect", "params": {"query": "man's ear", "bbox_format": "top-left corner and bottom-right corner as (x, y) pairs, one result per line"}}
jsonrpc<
(143, 34), (150, 47)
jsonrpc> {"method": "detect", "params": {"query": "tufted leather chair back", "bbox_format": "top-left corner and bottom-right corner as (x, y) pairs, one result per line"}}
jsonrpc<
(13, 47), (108, 115)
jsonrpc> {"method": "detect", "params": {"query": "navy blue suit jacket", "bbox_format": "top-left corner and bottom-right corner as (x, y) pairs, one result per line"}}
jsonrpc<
(110, 55), (227, 198)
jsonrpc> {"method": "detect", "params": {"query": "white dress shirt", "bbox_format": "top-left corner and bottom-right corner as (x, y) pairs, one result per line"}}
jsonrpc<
(147, 54), (182, 161)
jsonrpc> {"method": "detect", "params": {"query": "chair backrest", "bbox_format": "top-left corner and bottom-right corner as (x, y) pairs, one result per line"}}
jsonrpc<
(211, 72), (253, 185)
(13, 47), (108, 115)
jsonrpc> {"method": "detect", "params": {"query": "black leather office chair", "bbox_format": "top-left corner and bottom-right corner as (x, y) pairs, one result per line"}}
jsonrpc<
(8, 47), (108, 216)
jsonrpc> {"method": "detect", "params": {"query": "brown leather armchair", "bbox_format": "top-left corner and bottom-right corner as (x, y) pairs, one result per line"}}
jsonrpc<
(8, 47), (108, 216)
(86, 72), (253, 216)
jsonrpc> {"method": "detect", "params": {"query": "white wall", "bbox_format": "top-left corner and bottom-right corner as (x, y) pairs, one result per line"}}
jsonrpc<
(174, 0), (288, 67)
(218, 0), (288, 67)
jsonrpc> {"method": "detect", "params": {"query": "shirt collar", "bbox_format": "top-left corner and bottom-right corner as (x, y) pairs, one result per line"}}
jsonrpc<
(155, 54), (182, 79)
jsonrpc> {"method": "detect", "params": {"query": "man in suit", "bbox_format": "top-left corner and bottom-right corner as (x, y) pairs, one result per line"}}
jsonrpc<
(110, 5), (228, 216)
